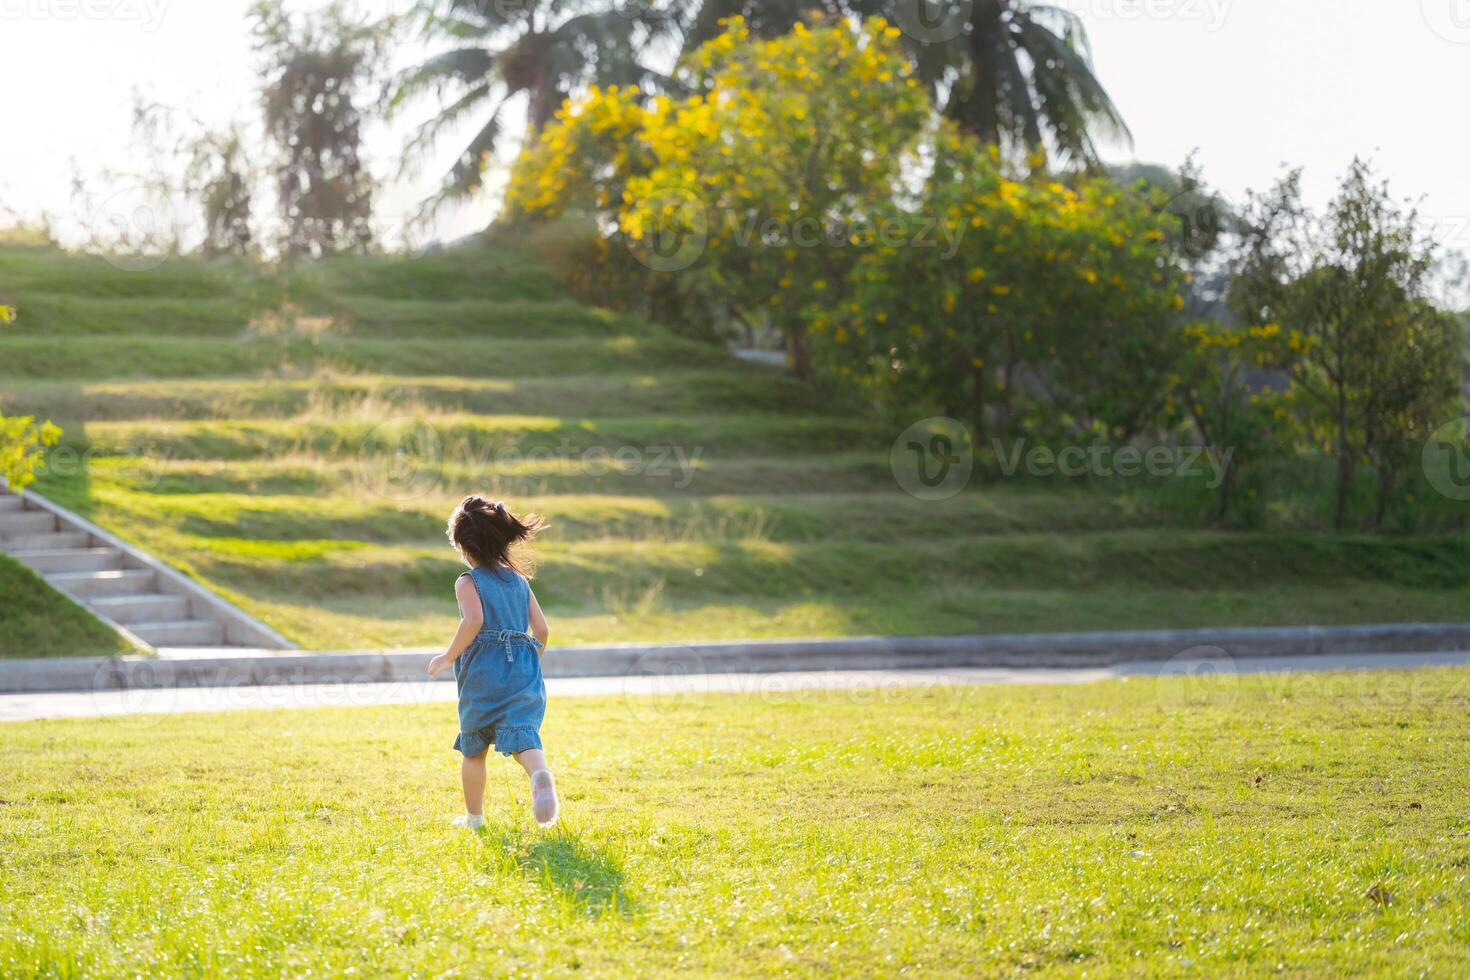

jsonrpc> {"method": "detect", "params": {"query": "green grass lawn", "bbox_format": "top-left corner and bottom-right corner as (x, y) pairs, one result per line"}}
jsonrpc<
(2, 667), (1468, 976)
(2, 240), (1467, 652)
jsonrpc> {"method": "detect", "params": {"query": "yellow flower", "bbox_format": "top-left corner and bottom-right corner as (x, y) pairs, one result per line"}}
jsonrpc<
(966, 267), (986, 283)
(989, 284), (1010, 296)
(0, 305), (15, 323)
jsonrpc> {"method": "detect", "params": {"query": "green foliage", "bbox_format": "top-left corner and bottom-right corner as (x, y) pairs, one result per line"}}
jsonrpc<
(815, 135), (1189, 443)
(1231, 160), (1465, 528)
(683, 1), (1131, 167)
(1174, 322), (1298, 524)
(0, 304), (62, 493)
(0, 412), (60, 494)
(509, 17), (932, 372)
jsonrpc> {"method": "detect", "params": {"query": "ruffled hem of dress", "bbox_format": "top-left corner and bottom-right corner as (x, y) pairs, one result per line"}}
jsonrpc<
(492, 726), (542, 757)
(453, 729), (492, 758)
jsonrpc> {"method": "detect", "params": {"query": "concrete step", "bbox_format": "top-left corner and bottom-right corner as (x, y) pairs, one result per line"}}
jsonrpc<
(5, 530), (90, 551)
(130, 619), (225, 647)
(2, 489), (295, 652)
(10, 547), (124, 574)
(0, 511), (57, 538)
(47, 569), (158, 598)
(87, 593), (190, 625)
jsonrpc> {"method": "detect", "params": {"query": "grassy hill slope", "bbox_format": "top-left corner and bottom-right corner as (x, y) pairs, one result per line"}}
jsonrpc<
(2, 242), (1467, 650)
(0, 553), (133, 658)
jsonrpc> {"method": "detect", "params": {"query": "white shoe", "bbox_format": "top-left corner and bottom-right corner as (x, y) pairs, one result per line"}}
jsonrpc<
(452, 813), (486, 831)
(530, 770), (559, 828)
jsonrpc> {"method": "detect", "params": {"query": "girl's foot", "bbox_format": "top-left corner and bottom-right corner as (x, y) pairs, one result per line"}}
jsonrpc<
(452, 813), (486, 831)
(530, 770), (559, 828)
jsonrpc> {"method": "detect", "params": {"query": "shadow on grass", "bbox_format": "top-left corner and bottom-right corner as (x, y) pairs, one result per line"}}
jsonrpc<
(484, 824), (636, 918)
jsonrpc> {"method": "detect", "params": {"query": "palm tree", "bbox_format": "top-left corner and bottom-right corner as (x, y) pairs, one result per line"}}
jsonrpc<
(941, 0), (1130, 165)
(680, 0), (1131, 167)
(388, 0), (671, 215)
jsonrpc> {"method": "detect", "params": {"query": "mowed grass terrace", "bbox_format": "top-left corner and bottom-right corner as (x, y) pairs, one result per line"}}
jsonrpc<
(2, 242), (1469, 651)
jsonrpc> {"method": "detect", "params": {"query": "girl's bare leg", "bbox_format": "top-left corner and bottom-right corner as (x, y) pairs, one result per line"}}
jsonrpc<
(462, 749), (488, 816)
(512, 748), (559, 827)
(511, 748), (547, 776)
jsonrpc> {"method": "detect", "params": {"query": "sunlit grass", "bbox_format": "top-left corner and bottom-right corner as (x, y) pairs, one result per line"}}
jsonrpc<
(2, 669), (1467, 975)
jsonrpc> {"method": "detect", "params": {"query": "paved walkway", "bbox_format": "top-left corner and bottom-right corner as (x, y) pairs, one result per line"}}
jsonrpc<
(3, 650), (1468, 722)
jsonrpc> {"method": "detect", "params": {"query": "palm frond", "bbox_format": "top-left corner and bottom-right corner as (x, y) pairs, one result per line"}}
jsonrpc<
(387, 47), (495, 113)
(401, 78), (496, 163)
(412, 97), (506, 221)
(1014, 18), (1132, 162)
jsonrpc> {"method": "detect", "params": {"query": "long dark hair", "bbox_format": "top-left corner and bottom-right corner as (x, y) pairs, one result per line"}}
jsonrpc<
(446, 495), (546, 577)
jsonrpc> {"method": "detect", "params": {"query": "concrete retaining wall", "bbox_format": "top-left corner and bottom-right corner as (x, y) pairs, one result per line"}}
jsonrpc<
(3, 622), (1469, 694)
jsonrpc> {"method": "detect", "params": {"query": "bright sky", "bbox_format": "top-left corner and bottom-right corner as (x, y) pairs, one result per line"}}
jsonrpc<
(2, 0), (1468, 255)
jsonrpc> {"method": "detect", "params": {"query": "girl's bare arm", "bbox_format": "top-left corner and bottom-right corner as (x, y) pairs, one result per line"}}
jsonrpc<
(528, 587), (549, 653)
(428, 576), (484, 677)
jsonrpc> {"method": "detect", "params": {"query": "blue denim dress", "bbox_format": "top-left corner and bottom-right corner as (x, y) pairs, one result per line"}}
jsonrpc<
(451, 566), (546, 758)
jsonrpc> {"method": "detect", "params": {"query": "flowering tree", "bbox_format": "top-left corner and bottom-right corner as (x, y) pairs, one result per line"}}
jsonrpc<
(813, 132), (1192, 445)
(0, 306), (61, 493)
(507, 16), (930, 377)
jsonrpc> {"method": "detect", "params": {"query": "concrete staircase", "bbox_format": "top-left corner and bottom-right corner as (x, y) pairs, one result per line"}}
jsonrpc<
(0, 489), (294, 652)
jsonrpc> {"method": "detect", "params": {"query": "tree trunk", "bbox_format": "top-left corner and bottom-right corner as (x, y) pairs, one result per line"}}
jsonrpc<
(1372, 463), (1394, 530)
(1333, 406), (1352, 531)
(788, 330), (813, 382)
(1334, 454), (1353, 531)
(1211, 453), (1238, 525)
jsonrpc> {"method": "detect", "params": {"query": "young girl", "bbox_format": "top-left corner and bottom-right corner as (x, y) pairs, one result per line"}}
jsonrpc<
(428, 495), (557, 830)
